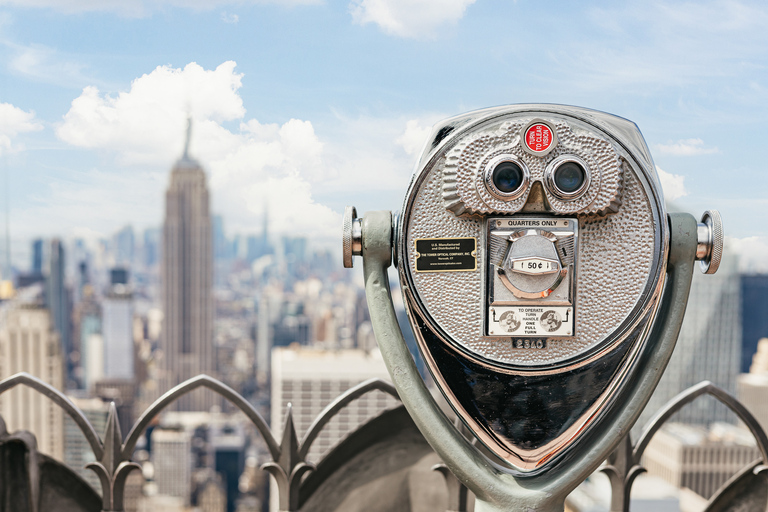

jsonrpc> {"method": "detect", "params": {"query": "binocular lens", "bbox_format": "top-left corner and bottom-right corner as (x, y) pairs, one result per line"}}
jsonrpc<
(492, 162), (525, 193)
(553, 162), (586, 194)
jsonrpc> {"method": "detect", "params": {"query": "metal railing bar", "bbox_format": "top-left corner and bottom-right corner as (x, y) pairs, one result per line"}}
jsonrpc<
(0, 372), (104, 459)
(122, 374), (280, 460)
(298, 378), (398, 460)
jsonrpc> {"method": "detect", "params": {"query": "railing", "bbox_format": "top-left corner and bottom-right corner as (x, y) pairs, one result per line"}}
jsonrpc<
(0, 373), (767, 512)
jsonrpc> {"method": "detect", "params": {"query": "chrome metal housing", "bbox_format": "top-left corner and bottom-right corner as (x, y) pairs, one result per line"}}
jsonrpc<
(396, 104), (669, 473)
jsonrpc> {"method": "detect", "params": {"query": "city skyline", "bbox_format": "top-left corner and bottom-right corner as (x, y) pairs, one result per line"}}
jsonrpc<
(0, 1), (767, 274)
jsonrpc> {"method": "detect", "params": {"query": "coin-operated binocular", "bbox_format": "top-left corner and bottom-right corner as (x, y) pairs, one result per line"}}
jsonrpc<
(343, 104), (722, 511)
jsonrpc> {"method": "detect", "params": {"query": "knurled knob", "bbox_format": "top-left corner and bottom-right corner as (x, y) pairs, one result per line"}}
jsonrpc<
(342, 206), (362, 268)
(697, 209), (723, 274)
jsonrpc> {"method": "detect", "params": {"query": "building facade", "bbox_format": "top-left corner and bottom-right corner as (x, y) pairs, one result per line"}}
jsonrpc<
(152, 428), (193, 503)
(639, 248), (742, 429)
(0, 286), (64, 460)
(739, 274), (768, 373)
(102, 280), (134, 380)
(643, 422), (758, 500)
(161, 126), (214, 411)
(63, 396), (109, 490)
(270, 347), (398, 462)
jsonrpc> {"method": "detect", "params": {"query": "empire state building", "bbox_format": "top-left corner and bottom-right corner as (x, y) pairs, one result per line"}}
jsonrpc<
(161, 122), (214, 411)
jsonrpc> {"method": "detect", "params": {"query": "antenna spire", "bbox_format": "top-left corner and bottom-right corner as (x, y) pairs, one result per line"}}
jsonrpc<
(183, 117), (192, 159)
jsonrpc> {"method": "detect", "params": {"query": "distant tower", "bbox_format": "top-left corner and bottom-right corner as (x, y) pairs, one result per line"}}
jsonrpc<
(47, 238), (72, 382)
(161, 119), (214, 411)
(102, 268), (134, 381)
(639, 248), (741, 429)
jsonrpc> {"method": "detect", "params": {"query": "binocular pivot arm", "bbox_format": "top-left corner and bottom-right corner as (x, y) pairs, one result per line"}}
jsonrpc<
(357, 209), (698, 512)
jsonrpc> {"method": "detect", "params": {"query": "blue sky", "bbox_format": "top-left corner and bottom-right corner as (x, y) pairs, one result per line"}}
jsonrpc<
(0, 0), (767, 271)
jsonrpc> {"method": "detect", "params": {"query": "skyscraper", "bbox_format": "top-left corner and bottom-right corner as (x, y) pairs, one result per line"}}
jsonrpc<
(161, 122), (214, 411)
(739, 274), (768, 372)
(47, 238), (72, 384)
(102, 268), (134, 380)
(639, 248), (741, 429)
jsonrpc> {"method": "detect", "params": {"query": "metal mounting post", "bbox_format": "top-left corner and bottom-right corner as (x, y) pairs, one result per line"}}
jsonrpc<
(361, 210), (698, 511)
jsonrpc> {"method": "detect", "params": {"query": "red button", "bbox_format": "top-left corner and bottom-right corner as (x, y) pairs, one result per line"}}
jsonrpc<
(524, 123), (553, 153)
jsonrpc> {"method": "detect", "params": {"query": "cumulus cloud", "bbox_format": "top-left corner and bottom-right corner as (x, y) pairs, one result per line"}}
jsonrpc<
(349, 0), (476, 39)
(396, 119), (432, 157)
(0, 103), (43, 154)
(57, 61), (341, 238)
(656, 165), (688, 201)
(58, 61), (245, 165)
(53, 61), (423, 240)
(654, 138), (719, 156)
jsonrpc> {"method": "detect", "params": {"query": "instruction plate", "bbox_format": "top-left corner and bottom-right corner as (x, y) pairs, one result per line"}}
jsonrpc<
(488, 305), (574, 337)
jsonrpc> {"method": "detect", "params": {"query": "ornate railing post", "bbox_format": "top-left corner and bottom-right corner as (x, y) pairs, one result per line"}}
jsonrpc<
(602, 381), (768, 512)
(0, 372), (406, 512)
(261, 405), (315, 512)
(86, 403), (141, 512)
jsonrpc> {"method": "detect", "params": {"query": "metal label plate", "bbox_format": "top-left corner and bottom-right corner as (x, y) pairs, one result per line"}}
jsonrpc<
(415, 237), (477, 273)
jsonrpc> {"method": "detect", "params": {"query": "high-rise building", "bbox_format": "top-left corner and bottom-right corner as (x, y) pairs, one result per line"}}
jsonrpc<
(161, 123), (214, 411)
(102, 268), (134, 380)
(113, 225), (135, 267)
(17, 238), (46, 288)
(32, 238), (44, 274)
(639, 248), (741, 429)
(642, 422), (758, 500)
(143, 228), (160, 269)
(270, 346), (399, 512)
(739, 274), (768, 373)
(63, 396), (109, 490)
(737, 338), (768, 434)
(0, 285), (64, 460)
(270, 347), (398, 462)
(73, 275), (101, 390)
(47, 238), (72, 378)
(152, 428), (193, 503)
(213, 215), (231, 261)
(210, 421), (246, 512)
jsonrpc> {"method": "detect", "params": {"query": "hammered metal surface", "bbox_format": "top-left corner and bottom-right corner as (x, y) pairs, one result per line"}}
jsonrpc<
(407, 120), (656, 366)
(442, 118), (623, 217)
(407, 164), (484, 343)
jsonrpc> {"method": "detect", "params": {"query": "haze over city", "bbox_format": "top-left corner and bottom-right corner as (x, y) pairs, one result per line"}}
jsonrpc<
(0, 0), (766, 272)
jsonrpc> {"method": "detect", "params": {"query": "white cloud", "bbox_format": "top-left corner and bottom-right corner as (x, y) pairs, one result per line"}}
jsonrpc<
(396, 119), (432, 157)
(7, 43), (96, 88)
(654, 138), (719, 156)
(0, 102), (43, 154)
(726, 236), (768, 273)
(58, 61), (245, 166)
(656, 165), (688, 201)
(56, 61), (343, 238)
(349, 0), (476, 39)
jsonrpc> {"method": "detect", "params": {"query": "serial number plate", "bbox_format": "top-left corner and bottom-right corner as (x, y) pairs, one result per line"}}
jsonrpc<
(488, 306), (573, 337)
(415, 237), (477, 273)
